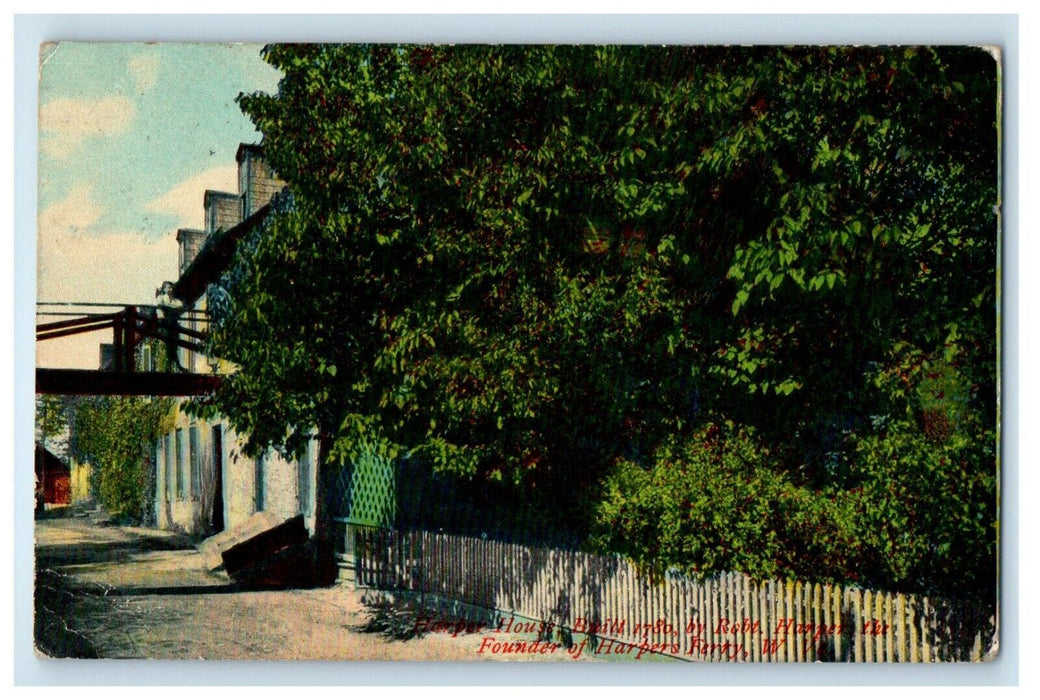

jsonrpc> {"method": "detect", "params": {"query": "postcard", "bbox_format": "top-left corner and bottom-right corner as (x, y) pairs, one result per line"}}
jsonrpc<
(34, 41), (1001, 663)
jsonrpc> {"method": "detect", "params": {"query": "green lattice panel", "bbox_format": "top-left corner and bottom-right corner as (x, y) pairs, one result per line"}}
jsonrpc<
(330, 445), (396, 528)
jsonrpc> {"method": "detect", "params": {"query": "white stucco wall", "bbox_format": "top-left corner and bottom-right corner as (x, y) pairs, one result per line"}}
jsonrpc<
(154, 403), (317, 537)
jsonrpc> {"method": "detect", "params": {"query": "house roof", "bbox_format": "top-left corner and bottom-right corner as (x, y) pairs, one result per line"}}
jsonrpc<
(170, 202), (271, 306)
(35, 443), (69, 477)
(204, 190), (242, 206)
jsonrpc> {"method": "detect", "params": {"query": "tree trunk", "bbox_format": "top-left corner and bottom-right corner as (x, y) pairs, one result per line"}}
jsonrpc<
(310, 432), (340, 586)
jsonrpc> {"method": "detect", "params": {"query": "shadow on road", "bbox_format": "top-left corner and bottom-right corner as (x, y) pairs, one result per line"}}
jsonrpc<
(106, 583), (243, 596)
(35, 534), (197, 568)
(33, 508), (219, 658)
(352, 596), (428, 641)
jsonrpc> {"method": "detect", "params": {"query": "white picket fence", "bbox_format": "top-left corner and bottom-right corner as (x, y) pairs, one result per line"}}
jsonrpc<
(346, 526), (996, 662)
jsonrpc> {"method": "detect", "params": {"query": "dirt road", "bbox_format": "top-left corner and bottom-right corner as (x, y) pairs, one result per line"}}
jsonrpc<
(33, 509), (590, 661)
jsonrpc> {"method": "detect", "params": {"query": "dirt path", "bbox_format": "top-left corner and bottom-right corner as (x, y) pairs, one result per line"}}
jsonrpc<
(34, 509), (592, 661)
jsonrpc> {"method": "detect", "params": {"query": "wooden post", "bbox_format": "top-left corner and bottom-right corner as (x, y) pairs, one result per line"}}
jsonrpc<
(863, 591), (874, 662)
(745, 575), (755, 662)
(125, 306), (138, 372)
(811, 583), (822, 661)
(823, 583), (833, 661)
(876, 591), (886, 661)
(111, 314), (123, 371)
(908, 595), (919, 662)
(833, 584), (844, 661)
(852, 589), (863, 662)
(884, 593), (894, 662)
(750, 578), (760, 662)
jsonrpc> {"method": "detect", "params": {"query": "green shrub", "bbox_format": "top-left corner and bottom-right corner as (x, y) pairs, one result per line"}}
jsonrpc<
(589, 421), (849, 582)
(589, 415), (996, 597)
(846, 418), (997, 596)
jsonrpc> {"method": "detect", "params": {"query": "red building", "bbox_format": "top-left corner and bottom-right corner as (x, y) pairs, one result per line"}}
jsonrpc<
(35, 444), (70, 509)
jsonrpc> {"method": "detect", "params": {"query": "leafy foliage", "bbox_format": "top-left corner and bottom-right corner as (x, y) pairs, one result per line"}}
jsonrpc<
(70, 397), (175, 522)
(203, 45), (998, 595)
(591, 415), (995, 597)
(35, 395), (71, 450)
(845, 418), (996, 596)
(590, 421), (814, 581)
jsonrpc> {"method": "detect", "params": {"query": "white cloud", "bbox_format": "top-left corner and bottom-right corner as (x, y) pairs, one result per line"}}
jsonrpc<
(36, 229), (180, 369)
(37, 180), (180, 364)
(39, 182), (178, 304)
(128, 52), (161, 93)
(145, 165), (239, 229)
(39, 96), (136, 160)
(38, 183), (103, 236)
(37, 228), (178, 304)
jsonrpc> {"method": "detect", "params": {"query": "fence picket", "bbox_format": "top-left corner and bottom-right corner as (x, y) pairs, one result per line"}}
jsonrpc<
(875, 590), (886, 662)
(822, 583), (833, 662)
(783, 579), (794, 662)
(810, 583), (820, 662)
(794, 580), (804, 662)
(744, 575), (753, 662)
(896, 593), (906, 662)
(885, 592), (895, 662)
(348, 526), (992, 664)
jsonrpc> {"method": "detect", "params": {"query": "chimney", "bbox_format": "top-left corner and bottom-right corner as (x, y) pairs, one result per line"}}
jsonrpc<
(237, 144), (286, 217)
(176, 228), (207, 274)
(204, 190), (244, 236)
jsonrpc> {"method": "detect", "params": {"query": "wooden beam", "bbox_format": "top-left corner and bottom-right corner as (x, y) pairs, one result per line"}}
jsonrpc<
(36, 321), (115, 342)
(133, 313), (208, 341)
(36, 369), (222, 396)
(130, 325), (206, 353)
(36, 313), (118, 333)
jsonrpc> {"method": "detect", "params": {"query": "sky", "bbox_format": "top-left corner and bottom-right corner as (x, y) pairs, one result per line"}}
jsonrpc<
(36, 43), (282, 369)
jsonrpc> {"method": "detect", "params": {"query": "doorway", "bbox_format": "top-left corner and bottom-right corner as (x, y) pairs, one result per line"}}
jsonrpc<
(211, 425), (225, 533)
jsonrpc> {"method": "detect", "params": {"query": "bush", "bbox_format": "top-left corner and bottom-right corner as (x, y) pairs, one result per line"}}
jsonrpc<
(588, 415), (996, 598)
(845, 418), (997, 597)
(589, 420), (855, 582)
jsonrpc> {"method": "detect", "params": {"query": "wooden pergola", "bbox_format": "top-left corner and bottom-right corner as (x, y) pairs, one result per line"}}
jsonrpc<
(35, 302), (222, 396)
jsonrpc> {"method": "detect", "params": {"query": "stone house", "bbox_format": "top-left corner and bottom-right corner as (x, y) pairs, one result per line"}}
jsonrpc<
(151, 145), (320, 538)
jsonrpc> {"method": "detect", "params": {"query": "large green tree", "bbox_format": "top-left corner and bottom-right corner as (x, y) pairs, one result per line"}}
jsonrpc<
(203, 45), (998, 594)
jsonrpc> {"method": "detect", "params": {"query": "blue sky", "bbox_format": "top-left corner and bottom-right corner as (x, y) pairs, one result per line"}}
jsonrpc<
(37, 43), (281, 367)
(39, 43), (280, 237)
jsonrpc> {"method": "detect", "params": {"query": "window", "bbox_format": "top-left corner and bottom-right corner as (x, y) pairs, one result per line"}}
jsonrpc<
(298, 442), (312, 517)
(164, 435), (175, 501)
(239, 157), (250, 214)
(189, 426), (202, 499)
(176, 428), (187, 499)
(254, 453), (265, 512)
